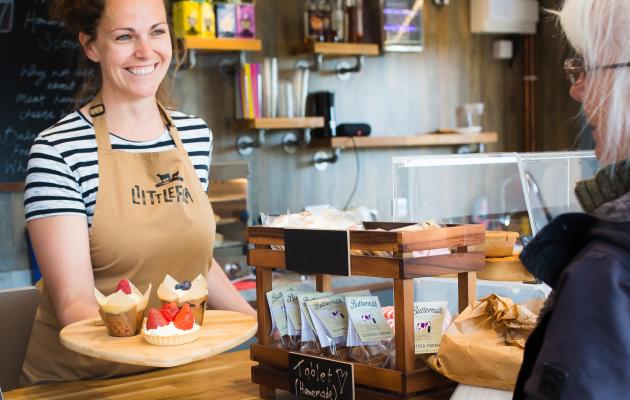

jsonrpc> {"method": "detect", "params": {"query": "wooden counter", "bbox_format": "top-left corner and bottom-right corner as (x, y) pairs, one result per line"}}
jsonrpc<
(5, 350), (455, 399)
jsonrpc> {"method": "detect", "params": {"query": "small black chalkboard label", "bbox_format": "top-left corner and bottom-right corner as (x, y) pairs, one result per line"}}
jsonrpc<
(289, 352), (354, 400)
(284, 229), (351, 276)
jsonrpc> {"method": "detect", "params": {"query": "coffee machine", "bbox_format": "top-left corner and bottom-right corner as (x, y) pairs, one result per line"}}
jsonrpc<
(307, 91), (336, 137)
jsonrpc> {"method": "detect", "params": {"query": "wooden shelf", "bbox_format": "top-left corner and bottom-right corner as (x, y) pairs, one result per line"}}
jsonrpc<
(235, 117), (324, 130)
(216, 217), (240, 226)
(305, 41), (380, 56)
(208, 194), (247, 203)
(183, 36), (262, 52)
(309, 132), (499, 149)
(251, 344), (452, 395)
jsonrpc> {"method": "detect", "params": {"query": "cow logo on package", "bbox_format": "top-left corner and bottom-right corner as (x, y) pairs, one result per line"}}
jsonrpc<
(361, 314), (377, 324)
(416, 320), (431, 333)
(131, 170), (194, 206)
(330, 310), (345, 320)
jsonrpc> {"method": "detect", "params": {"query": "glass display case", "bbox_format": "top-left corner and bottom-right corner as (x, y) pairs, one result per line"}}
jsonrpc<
(393, 151), (597, 311)
(392, 151), (598, 240)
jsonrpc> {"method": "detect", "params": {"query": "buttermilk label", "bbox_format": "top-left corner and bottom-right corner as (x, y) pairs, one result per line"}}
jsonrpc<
(346, 296), (393, 343)
(413, 301), (447, 354)
(131, 170), (194, 206)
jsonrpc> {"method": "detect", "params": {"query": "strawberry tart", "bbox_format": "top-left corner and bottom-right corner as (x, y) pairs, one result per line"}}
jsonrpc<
(142, 302), (201, 346)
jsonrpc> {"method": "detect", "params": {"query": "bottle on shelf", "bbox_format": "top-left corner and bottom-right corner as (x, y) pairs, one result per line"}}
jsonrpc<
(331, 0), (344, 42)
(318, 0), (332, 42)
(344, 0), (364, 43)
(356, 0), (364, 43)
(344, 0), (356, 43)
(304, 0), (323, 42)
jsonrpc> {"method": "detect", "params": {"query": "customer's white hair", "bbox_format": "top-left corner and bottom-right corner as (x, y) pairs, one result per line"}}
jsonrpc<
(556, 0), (630, 164)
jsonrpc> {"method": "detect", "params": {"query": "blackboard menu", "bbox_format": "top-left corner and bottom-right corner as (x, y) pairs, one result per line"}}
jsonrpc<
(0, 0), (83, 183)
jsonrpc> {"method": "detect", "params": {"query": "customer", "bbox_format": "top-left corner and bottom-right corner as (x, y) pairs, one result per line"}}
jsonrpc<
(514, 0), (630, 399)
(22, 0), (254, 385)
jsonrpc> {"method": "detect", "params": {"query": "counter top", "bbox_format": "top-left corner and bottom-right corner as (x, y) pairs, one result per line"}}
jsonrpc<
(5, 350), (455, 400)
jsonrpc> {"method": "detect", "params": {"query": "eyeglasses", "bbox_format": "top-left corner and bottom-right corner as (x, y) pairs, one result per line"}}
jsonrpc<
(563, 57), (630, 85)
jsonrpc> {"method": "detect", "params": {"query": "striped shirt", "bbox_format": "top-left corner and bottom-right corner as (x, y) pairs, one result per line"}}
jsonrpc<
(24, 110), (212, 228)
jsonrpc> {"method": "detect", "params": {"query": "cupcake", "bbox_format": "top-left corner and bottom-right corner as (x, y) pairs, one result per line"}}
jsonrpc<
(94, 279), (151, 337)
(142, 302), (201, 346)
(157, 274), (208, 325)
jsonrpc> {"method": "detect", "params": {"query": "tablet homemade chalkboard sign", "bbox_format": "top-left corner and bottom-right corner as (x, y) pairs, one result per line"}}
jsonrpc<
(289, 352), (355, 400)
(0, 0), (83, 186)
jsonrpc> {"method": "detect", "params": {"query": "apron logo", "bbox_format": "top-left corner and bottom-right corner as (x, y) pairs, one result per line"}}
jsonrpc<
(131, 170), (194, 206)
(156, 171), (184, 187)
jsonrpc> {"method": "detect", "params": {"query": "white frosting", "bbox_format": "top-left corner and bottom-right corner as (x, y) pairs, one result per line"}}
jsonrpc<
(144, 322), (200, 336)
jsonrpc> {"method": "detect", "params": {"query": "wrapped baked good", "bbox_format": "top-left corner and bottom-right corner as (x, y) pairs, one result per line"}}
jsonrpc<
(266, 287), (295, 349)
(298, 292), (332, 355)
(345, 296), (392, 368)
(383, 302), (450, 369)
(305, 291), (372, 360)
(282, 291), (302, 351)
(157, 274), (207, 325)
(94, 279), (151, 337)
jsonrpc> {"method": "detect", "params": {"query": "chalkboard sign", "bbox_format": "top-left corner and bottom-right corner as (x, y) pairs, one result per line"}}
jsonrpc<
(0, 0), (83, 183)
(289, 352), (355, 400)
(284, 229), (351, 276)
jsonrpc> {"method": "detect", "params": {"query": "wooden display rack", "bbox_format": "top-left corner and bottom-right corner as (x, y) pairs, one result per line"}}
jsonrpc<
(247, 222), (485, 399)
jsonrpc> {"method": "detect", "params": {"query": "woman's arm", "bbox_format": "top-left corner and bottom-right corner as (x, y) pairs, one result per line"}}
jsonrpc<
(206, 258), (256, 318)
(27, 215), (99, 327)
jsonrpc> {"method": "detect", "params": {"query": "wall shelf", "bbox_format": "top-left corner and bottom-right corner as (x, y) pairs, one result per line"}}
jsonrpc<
(305, 41), (380, 56)
(183, 36), (262, 52)
(235, 117), (324, 130)
(309, 132), (499, 149)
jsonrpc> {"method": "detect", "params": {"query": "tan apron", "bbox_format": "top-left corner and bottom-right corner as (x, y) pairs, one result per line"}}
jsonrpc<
(22, 96), (215, 385)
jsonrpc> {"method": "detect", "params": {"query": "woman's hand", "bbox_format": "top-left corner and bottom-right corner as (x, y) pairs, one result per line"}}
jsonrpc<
(206, 258), (257, 319)
(27, 215), (99, 327)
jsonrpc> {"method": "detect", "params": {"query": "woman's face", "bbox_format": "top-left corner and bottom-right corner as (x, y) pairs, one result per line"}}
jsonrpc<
(83, 0), (172, 102)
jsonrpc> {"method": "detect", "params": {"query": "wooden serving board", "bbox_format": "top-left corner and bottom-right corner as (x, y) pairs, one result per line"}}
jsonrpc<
(59, 310), (257, 368)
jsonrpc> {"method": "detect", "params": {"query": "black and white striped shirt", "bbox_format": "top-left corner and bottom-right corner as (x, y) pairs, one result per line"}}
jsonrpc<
(24, 110), (212, 228)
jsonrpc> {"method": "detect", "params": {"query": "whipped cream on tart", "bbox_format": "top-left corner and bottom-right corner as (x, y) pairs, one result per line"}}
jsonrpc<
(157, 274), (208, 325)
(95, 279), (151, 337)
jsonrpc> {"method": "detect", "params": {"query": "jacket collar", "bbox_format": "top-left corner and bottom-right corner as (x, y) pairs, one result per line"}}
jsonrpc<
(520, 213), (599, 289)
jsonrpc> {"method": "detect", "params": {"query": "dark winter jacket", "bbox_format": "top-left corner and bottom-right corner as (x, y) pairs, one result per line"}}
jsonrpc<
(513, 213), (630, 399)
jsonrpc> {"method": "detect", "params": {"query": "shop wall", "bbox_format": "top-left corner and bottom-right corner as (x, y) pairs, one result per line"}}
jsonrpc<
(175, 0), (525, 219)
(1, 1), (528, 287)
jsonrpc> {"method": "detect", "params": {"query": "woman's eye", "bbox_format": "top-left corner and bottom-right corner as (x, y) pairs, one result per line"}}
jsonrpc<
(115, 34), (132, 41)
(152, 29), (166, 36)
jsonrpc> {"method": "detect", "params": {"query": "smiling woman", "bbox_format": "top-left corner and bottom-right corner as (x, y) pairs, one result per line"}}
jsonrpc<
(20, 0), (255, 387)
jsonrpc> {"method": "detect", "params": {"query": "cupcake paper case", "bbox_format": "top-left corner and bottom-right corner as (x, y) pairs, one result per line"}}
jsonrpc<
(94, 281), (152, 337)
(157, 274), (208, 325)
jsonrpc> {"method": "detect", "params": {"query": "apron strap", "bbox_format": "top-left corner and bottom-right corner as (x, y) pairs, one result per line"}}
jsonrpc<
(156, 102), (185, 151)
(88, 94), (185, 152)
(89, 94), (112, 152)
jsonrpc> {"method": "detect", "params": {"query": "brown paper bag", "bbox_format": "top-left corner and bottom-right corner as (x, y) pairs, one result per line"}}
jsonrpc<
(426, 294), (537, 391)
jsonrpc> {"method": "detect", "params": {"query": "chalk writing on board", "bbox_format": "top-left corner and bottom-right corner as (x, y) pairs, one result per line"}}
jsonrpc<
(0, 0), (85, 182)
(0, 0), (14, 33)
(289, 353), (354, 400)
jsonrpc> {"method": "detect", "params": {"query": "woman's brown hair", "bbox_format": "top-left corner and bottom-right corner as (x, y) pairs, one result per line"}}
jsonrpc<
(50, 0), (179, 109)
